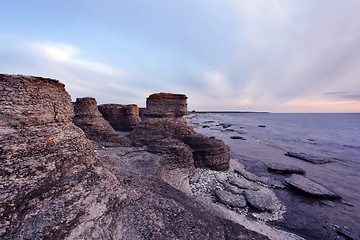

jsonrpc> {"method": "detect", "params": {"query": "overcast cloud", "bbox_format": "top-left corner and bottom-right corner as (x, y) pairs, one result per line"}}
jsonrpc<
(0, 0), (359, 112)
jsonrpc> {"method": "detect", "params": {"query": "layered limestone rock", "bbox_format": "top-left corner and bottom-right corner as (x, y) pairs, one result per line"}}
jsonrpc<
(98, 104), (141, 131)
(73, 97), (122, 146)
(0, 74), (267, 239)
(130, 92), (230, 172)
(144, 93), (188, 117)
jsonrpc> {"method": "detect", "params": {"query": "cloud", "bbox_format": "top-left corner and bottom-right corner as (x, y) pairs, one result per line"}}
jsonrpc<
(28, 42), (122, 77)
(323, 92), (360, 101)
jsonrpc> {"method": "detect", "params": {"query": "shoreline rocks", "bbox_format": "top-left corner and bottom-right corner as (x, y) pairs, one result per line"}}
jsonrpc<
(73, 97), (123, 146)
(267, 163), (306, 175)
(98, 104), (141, 131)
(0, 74), (268, 240)
(284, 174), (341, 199)
(285, 151), (334, 164)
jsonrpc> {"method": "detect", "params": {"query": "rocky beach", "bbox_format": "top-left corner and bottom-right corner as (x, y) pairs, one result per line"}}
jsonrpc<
(1, 74), (359, 240)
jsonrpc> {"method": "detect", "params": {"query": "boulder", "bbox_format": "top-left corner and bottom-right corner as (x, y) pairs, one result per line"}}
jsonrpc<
(284, 174), (341, 198)
(244, 189), (278, 212)
(73, 97), (122, 145)
(267, 163), (305, 175)
(215, 189), (247, 208)
(285, 152), (334, 164)
(98, 104), (141, 131)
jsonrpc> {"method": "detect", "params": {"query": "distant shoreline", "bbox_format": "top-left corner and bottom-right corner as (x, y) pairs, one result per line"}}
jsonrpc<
(190, 111), (271, 114)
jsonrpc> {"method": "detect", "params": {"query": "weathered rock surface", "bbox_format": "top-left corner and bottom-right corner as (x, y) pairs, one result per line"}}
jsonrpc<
(98, 104), (141, 131)
(244, 189), (278, 212)
(215, 189), (247, 208)
(0, 74), (268, 240)
(144, 92), (188, 117)
(284, 174), (341, 198)
(130, 93), (230, 171)
(229, 176), (260, 191)
(285, 151), (334, 164)
(223, 182), (244, 195)
(267, 163), (306, 175)
(73, 97), (123, 146)
(183, 133), (230, 171)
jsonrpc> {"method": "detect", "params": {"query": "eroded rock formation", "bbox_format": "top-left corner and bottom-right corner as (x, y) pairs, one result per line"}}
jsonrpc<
(73, 97), (123, 146)
(144, 93), (188, 117)
(0, 74), (266, 239)
(98, 104), (141, 131)
(130, 92), (230, 172)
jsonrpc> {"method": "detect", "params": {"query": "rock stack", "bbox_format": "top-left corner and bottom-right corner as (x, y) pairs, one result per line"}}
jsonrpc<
(0, 74), (117, 239)
(130, 92), (230, 171)
(0, 74), (265, 239)
(144, 93), (187, 117)
(98, 104), (141, 131)
(73, 97), (122, 146)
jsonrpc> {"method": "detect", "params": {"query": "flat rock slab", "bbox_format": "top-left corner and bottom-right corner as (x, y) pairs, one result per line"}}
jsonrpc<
(244, 189), (277, 212)
(284, 174), (341, 199)
(267, 163), (305, 175)
(285, 152), (334, 164)
(229, 176), (260, 191)
(222, 182), (244, 195)
(230, 136), (246, 140)
(215, 189), (247, 208)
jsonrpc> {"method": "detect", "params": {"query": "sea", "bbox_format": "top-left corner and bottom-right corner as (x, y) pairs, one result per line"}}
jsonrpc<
(188, 113), (360, 239)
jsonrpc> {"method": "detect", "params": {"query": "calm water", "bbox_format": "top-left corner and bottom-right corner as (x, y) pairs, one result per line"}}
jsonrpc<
(189, 113), (360, 237)
(219, 113), (360, 165)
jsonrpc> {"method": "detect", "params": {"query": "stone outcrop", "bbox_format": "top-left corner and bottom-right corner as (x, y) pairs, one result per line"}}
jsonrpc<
(285, 151), (334, 164)
(267, 163), (306, 175)
(1, 75), (267, 239)
(98, 104), (141, 131)
(130, 93), (230, 172)
(284, 174), (341, 199)
(73, 97), (123, 146)
(183, 134), (230, 170)
(144, 93), (188, 117)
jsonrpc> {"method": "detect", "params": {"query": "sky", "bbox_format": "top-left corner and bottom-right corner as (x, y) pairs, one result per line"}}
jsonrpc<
(1, 0), (360, 113)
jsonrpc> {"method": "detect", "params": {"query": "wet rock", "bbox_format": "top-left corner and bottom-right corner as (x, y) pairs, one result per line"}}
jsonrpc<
(284, 174), (341, 198)
(98, 104), (141, 131)
(244, 189), (278, 212)
(320, 200), (336, 207)
(73, 97), (123, 146)
(229, 176), (260, 191)
(215, 189), (247, 208)
(267, 163), (305, 175)
(230, 136), (246, 140)
(202, 125), (210, 128)
(335, 225), (358, 240)
(285, 151), (334, 164)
